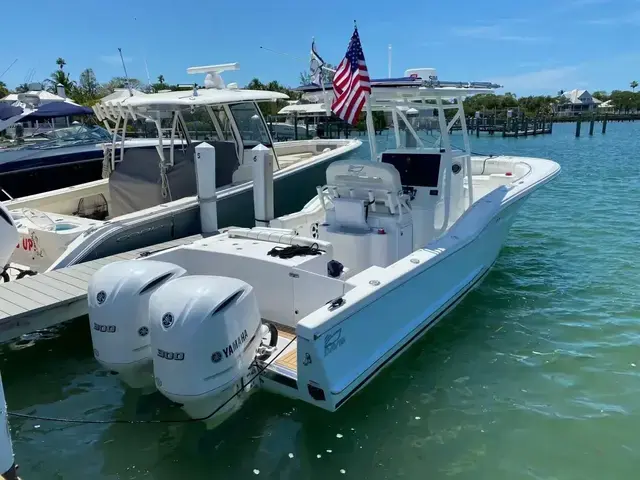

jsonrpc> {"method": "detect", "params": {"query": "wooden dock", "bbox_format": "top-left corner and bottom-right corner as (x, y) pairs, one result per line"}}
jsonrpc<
(0, 234), (203, 344)
(463, 116), (553, 137)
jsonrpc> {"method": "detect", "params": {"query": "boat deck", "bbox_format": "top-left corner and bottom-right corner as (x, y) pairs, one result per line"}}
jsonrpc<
(0, 234), (203, 343)
(273, 328), (298, 375)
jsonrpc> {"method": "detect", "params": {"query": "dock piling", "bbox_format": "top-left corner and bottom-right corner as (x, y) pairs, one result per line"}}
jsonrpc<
(589, 116), (595, 136)
(602, 115), (608, 134)
(576, 119), (581, 137)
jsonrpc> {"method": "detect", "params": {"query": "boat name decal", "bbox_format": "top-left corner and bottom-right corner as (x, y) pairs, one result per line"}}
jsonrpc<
(222, 329), (248, 359)
(324, 328), (345, 357)
(16, 238), (35, 251)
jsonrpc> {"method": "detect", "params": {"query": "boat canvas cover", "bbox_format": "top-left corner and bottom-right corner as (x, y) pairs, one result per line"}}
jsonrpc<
(17, 101), (93, 120)
(109, 141), (238, 217)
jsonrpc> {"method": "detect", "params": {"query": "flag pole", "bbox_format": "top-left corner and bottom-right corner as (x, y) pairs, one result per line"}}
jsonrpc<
(352, 20), (377, 161)
(364, 93), (377, 161)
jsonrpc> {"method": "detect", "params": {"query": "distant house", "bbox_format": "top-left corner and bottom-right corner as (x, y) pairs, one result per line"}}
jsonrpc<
(555, 89), (602, 116)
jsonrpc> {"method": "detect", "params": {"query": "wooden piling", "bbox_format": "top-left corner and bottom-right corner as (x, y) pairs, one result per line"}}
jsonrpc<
(575, 119), (581, 137)
(602, 114), (608, 134)
(589, 116), (595, 136)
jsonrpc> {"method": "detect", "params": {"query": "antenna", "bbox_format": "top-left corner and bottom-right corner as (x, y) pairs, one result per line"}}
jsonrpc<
(143, 57), (152, 89)
(118, 48), (133, 96)
(187, 63), (239, 89)
(388, 44), (392, 79)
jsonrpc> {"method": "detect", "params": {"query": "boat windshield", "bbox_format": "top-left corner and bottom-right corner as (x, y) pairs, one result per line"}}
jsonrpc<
(2, 125), (115, 151)
(228, 102), (272, 148)
(179, 103), (272, 149)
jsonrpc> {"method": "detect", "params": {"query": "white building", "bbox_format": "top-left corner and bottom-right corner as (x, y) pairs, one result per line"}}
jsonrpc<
(555, 89), (602, 116)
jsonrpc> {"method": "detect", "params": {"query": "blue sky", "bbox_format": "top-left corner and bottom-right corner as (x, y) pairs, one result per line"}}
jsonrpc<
(1, 0), (639, 96)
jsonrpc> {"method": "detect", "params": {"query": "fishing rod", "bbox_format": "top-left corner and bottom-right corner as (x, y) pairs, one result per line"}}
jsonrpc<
(0, 59), (18, 80)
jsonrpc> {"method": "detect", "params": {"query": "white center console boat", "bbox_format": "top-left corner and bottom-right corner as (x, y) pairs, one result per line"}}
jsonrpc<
(85, 68), (560, 426)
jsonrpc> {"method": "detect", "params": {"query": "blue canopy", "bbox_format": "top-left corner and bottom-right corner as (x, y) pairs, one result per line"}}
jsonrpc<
(18, 101), (93, 120)
(0, 104), (24, 121)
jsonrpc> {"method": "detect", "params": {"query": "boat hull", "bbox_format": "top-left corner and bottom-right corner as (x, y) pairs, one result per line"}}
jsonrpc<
(292, 195), (527, 411)
(0, 153), (104, 201)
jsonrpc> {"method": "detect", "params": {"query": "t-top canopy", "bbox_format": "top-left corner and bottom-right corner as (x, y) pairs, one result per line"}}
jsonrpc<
(297, 76), (501, 103)
(17, 101), (93, 120)
(102, 87), (288, 110)
(0, 104), (24, 121)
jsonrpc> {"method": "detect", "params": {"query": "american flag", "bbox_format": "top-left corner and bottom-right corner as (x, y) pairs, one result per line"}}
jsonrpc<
(331, 27), (371, 125)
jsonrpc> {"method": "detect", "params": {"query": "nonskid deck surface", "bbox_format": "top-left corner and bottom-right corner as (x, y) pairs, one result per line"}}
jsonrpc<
(269, 325), (298, 378)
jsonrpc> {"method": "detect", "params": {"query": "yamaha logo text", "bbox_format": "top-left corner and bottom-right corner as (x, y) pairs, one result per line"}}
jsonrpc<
(222, 329), (248, 358)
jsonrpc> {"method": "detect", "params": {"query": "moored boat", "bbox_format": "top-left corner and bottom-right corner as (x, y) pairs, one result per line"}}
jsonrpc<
(85, 63), (560, 426)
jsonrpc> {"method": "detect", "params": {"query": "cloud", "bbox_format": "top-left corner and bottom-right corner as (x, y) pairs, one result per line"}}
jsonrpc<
(570, 0), (610, 6)
(100, 54), (133, 66)
(489, 66), (580, 92)
(580, 10), (640, 26)
(554, 0), (611, 12)
(451, 25), (548, 43)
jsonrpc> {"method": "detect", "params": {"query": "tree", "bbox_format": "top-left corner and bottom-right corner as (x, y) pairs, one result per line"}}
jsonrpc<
(56, 57), (66, 70)
(14, 83), (30, 93)
(245, 78), (300, 116)
(46, 68), (75, 95)
(157, 75), (165, 85)
(0, 81), (8, 98)
(79, 68), (99, 96)
(592, 90), (609, 101)
(72, 68), (100, 105)
(299, 63), (336, 86)
(100, 76), (143, 95)
(631, 81), (638, 92)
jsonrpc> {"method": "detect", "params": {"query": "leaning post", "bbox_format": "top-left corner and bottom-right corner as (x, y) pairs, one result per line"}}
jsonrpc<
(252, 144), (274, 228)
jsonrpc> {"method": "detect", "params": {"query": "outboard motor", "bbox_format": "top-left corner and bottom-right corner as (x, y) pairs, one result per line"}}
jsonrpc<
(0, 202), (19, 271)
(87, 260), (186, 390)
(149, 275), (265, 426)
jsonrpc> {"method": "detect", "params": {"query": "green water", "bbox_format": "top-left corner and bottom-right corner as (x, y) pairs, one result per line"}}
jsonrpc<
(3, 122), (640, 479)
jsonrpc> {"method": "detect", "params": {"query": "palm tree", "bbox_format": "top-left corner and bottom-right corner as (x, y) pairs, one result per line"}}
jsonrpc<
(15, 83), (30, 93)
(0, 81), (8, 98)
(631, 81), (638, 92)
(157, 74), (165, 85)
(56, 57), (66, 70)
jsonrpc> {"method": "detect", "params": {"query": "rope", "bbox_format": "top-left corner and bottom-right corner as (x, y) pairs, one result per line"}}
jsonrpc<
(267, 243), (323, 259)
(8, 335), (297, 425)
